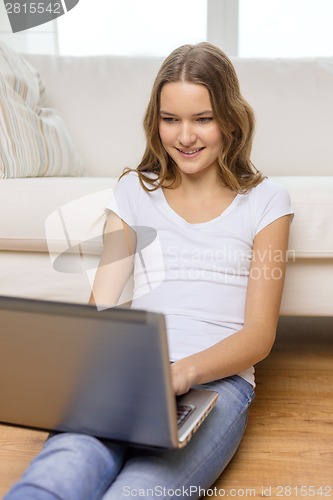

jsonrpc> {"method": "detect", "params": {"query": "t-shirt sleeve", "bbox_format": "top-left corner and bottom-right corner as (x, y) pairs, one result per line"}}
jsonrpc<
(253, 178), (294, 235)
(105, 172), (140, 227)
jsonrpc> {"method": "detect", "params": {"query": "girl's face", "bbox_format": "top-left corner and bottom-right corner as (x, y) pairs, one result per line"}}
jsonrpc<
(159, 81), (223, 180)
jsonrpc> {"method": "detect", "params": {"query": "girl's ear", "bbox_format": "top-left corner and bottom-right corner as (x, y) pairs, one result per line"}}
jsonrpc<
(226, 122), (236, 133)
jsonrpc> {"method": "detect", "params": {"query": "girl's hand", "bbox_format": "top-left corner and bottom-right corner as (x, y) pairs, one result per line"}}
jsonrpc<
(170, 360), (197, 395)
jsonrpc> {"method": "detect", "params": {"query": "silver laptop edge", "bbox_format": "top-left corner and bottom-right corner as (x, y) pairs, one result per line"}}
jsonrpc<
(0, 295), (218, 449)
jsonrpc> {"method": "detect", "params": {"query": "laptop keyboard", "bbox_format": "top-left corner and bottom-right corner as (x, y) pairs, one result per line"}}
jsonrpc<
(177, 404), (195, 427)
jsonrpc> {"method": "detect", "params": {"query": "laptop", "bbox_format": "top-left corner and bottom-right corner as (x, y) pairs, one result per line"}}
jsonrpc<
(0, 295), (218, 449)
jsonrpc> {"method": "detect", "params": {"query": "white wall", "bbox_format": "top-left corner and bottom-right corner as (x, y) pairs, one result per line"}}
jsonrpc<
(0, 1), (58, 54)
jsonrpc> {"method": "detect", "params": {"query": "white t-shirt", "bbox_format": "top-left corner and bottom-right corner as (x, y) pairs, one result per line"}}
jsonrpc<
(106, 172), (294, 386)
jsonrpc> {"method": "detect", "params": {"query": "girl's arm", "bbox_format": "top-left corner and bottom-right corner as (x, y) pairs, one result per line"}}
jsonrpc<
(88, 211), (136, 309)
(171, 214), (292, 395)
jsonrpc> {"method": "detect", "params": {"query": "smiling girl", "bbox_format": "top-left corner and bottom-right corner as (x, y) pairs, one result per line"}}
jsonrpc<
(6, 42), (293, 500)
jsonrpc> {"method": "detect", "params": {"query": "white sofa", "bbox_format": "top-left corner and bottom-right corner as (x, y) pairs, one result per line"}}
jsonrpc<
(0, 54), (332, 316)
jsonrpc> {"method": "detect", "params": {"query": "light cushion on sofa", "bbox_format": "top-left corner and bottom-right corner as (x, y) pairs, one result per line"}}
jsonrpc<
(0, 43), (84, 178)
(273, 176), (333, 258)
(0, 176), (332, 260)
(23, 54), (333, 178)
(0, 177), (116, 251)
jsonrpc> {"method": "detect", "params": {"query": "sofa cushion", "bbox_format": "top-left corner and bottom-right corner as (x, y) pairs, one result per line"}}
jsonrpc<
(0, 177), (117, 252)
(24, 53), (163, 177)
(0, 176), (332, 260)
(23, 54), (333, 178)
(234, 58), (333, 177)
(273, 176), (333, 258)
(0, 43), (84, 178)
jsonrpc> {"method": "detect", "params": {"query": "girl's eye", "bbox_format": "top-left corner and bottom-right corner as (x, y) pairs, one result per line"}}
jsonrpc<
(160, 116), (213, 123)
(197, 117), (213, 123)
(161, 117), (178, 123)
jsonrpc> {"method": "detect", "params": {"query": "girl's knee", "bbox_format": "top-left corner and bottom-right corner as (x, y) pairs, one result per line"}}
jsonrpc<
(44, 432), (127, 468)
(5, 434), (128, 500)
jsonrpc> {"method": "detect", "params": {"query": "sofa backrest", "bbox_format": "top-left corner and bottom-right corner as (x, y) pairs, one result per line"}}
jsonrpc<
(25, 54), (333, 178)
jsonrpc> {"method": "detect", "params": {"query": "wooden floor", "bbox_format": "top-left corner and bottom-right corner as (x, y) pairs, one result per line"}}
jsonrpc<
(205, 316), (333, 499)
(1, 316), (332, 499)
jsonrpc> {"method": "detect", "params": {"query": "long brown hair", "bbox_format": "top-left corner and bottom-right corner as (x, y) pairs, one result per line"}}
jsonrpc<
(122, 42), (264, 193)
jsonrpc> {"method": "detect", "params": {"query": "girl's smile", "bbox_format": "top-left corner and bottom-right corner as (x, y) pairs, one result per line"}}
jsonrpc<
(175, 146), (205, 158)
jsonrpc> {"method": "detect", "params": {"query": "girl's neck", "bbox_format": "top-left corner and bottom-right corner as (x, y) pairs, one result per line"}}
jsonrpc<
(165, 170), (229, 200)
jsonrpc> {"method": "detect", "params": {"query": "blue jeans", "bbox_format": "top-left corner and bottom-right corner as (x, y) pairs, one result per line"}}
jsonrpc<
(5, 376), (255, 500)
